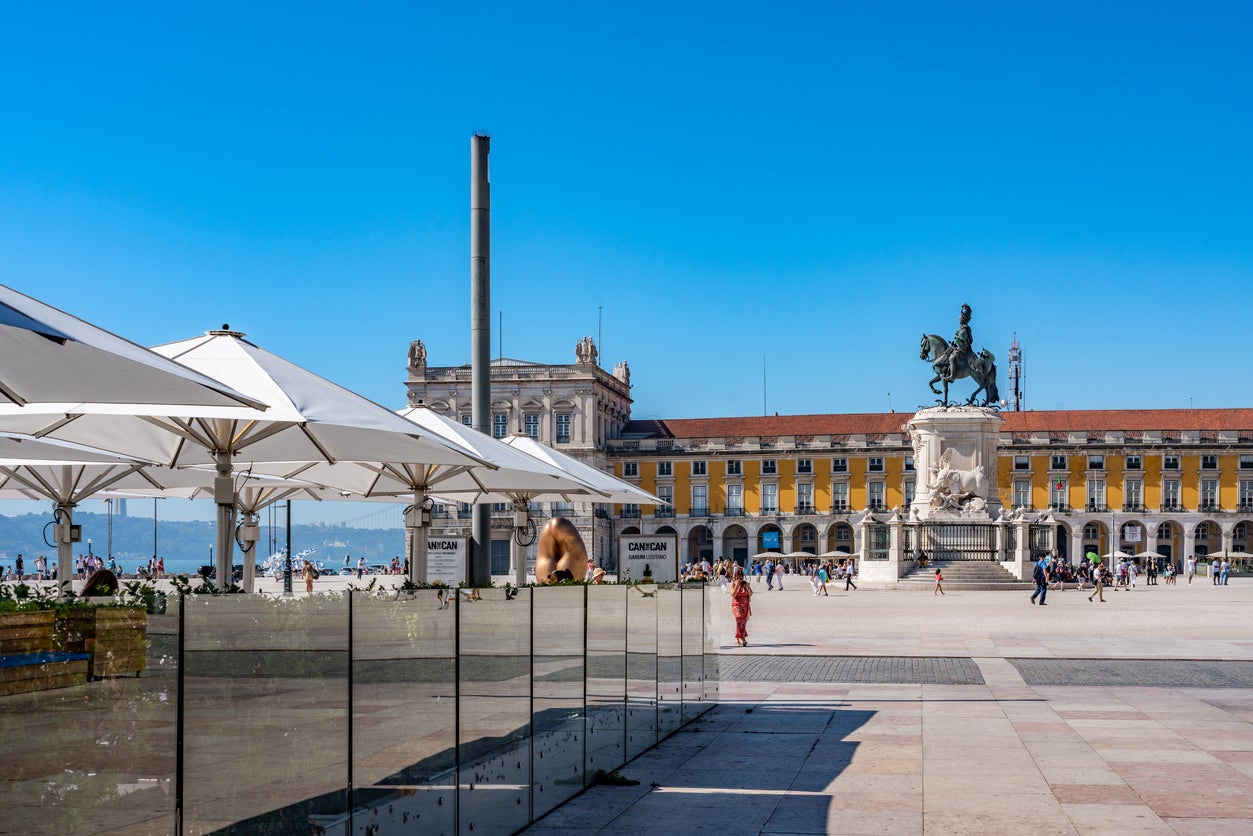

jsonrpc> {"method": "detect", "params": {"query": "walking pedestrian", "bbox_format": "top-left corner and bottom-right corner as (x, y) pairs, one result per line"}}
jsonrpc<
(356, 555), (366, 580)
(816, 563), (829, 597)
(1186, 555), (1196, 584)
(1030, 555), (1050, 605)
(844, 560), (857, 591)
(1220, 558), (1231, 585)
(764, 559), (774, 590)
(933, 567), (945, 596)
(1089, 564), (1108, 602)
(729, 566), (753, 647)
(774, 560), (784, 591)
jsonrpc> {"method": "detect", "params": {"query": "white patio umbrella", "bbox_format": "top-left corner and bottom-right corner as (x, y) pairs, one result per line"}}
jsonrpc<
(0, 457), (346, 591)
(0, 283), (263, 410)
(498, 435), (666, 506)
(254, 406), (616, 585)
(0, 328), (492, 587)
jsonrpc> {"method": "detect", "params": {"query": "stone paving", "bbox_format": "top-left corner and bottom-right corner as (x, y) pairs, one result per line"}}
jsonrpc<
(523, 579), (1253, 835)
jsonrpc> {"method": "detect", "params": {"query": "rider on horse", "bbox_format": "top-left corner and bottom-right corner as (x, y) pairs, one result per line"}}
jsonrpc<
(938, 303), (973, 383)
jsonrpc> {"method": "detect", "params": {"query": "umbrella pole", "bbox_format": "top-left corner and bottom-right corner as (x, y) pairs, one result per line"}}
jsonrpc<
(407, 489), (429, 585)
(214, 452), (235, 590)
(55, 501), (75, 598)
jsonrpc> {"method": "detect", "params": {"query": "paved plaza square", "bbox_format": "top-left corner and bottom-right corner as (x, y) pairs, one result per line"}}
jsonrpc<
(524, 579), (1253, 835)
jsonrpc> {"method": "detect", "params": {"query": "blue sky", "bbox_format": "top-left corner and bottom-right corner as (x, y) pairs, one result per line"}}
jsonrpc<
(2, 3), (1251, 520)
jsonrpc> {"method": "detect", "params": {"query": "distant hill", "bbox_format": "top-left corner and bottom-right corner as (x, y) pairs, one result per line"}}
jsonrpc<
(0, 511), (404, 566)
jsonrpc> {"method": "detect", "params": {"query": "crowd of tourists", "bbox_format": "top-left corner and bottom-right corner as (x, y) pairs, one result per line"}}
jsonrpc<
(1030, 553), (1235, 605)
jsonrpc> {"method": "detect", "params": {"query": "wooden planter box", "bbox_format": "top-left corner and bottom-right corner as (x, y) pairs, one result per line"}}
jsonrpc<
(87, 608), (148, 679)
(52, 606), (148, 680)
(0, 610), (55, 654)
(0, 611), (89, 696)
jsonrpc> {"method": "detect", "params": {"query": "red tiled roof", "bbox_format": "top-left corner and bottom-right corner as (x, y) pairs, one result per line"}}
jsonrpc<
(622, 409), (1253, 440)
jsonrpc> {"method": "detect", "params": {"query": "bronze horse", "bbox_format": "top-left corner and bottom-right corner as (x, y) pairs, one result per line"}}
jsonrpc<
(920, 334), (999, 407)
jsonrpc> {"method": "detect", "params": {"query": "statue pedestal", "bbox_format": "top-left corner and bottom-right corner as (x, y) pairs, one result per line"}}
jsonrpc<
(907, 406), (1004, 523)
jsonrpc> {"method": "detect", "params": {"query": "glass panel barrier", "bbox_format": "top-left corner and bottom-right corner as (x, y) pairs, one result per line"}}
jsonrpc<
(0, 600), (180, 835)
(348, 590), (456, 835)
(531, 585), (586, 818)
(624, 584), (658, 760)
(457, 587), (531, 835)
(181, 593), (349, 835)
(655, 584), (683, 737)
(681, 582), (705, 723)
(585, 585), (627, 778)
(703, 585), (721, 707)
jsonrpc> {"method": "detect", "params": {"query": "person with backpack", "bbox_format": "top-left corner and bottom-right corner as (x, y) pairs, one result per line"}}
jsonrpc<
(1030, 555), (1050, 605)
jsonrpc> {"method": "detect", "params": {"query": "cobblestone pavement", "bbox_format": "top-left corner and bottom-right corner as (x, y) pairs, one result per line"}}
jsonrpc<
(718, 654), (986, 685)
(1010, 657), (1253, 687)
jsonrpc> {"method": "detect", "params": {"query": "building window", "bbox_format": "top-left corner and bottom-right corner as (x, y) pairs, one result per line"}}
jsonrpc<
(832, 458), (848, 473)
(868, 457), (884, 473)
(657, 485), (674, 517)
(903, 481), (915, 507)
(832, 483), (849, 512)
(762, 460), (777, 475)
(555, 413), (571, 444)
(657, 461), (672, 477)
(1241, 455), (1253, 471)
(726, 484), (743, 515)
(524, 413), (539, 438)
(797, 458), (812, 474)
(1086, 478), (1105, 511)
(904, 456), (915, 472)
(761, 483), (778, 514)
(623, 462), (638, 478)
(1201, 454), (1218, 470)
(835, 526), (851, 542)
(1163, 455), (1180, 470)
(691, 460), (707, 476)
(1014, 456), (1029, 471)
(1124, 479), (1142, 510)
(1050, 477), (1067, 510)
(1083, 523), (1100, 540)
(1157, 523), (1173, 539)
(1197, 522), (1210, 539)
(1162, 479), (1180, 509)
(622, 503), (640, 518)
(1201, 479), (1218, 509)
(1240, 480), (1253, 510)
(1013, 480), (1030, 508)
(1125, 455), (1141, 470)
(868, 482), (885, 509)
(726, 460), (742, 476)
(1051, 455), (1067, 470)
(492, 413), (508, 438)
(691, 485), (708, 516)
(1088, 455), (1104, 471)
(461, 414), (472, 426)
(797, 483), (813, 513)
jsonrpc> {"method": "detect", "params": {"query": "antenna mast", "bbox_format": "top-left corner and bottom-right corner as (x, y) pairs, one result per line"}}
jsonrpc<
(1007, 333), (1024, 411)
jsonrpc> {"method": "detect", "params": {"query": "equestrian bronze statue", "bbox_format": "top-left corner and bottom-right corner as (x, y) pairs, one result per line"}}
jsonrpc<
(919, 303), (1000, 407)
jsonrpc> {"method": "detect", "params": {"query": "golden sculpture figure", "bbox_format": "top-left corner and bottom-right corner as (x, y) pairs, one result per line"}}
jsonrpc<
(535, 517), (589, 583)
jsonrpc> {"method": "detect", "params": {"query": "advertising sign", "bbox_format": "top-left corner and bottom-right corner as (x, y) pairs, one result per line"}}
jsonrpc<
(618, 534), (678, 583)
(426, 536), (467, 586)
(762, 530), (780, 549)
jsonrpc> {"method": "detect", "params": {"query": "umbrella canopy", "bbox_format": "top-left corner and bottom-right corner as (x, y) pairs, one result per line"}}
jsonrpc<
(499, 434), (665, 507)
(1, 328), (492, 587)
(0, 284), (263, 410)
(245, 405), (609, 584)
(1103, 550), (1136, 560)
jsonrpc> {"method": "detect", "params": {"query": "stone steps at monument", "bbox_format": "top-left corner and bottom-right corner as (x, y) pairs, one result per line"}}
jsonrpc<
(898, 560), (1032, 590)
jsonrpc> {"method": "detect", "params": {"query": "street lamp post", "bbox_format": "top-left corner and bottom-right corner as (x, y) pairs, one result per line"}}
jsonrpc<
(282, 500), (293, 596)
(105, 498), (113, 558)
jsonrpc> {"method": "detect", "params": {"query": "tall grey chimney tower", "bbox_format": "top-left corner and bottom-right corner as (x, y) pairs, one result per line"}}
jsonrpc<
(470, 134), (491, 585)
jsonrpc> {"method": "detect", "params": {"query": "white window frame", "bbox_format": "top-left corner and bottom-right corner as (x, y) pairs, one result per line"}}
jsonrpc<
(797, 458), (813, 474)
(1125, 455), (1142, 470)
(1201, 479), (1218, 509)
(726, 460), (742, 476)
(868, 481), (885, 509)
(1088, 455), (1104, 471)
(555, 413), (572, 444)
(726, 484), (743, 515)
(622, 462), (638, 478)
(1124, 479), (1143, 509)
(524, 413), (539, 438)
(1163, 454), (1180, 470)
(1050, 455), (1067, 470)
(1013, 479), (1031, 508)
(492, 413), (508, 438)
(1014, 456), (1029, 471)
(1087, 478), (1105, 511)
(761, 483), (778, 514)
(797, 482), (814, 513)
(1201, 454), (1218, 470)
(831, 458), (848, 473)
(832, 482), (849, 511)
(1162, 479), (1180, 508)
(657, 461), (673, 477)
(868, 457), (885, 473)
(691, 484), (708, 515)
(691, 460), (707, 476)
(761, 459), (777, 475)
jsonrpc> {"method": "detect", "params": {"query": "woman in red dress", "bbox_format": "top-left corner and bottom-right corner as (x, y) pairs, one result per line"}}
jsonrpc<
(730, 565), (753, 647)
